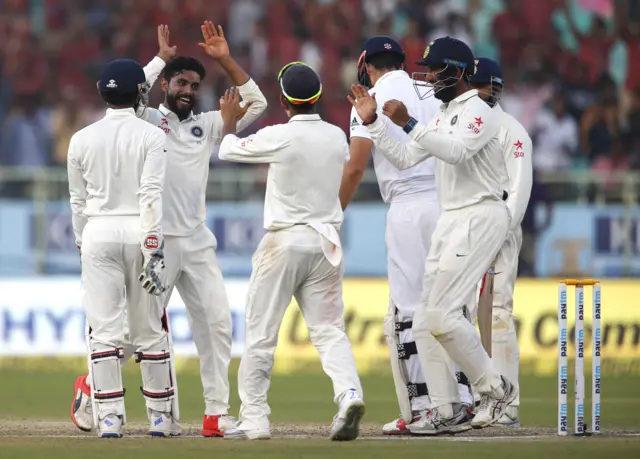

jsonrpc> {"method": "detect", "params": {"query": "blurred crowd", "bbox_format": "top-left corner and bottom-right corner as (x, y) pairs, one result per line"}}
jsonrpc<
(1, 0), (640, 185)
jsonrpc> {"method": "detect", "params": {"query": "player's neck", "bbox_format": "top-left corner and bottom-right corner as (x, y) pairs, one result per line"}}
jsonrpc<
(370, 69), (396, 87)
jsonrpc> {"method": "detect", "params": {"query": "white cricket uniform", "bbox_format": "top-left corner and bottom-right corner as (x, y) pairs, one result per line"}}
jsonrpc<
(218, 114), (363, 430)
(349, 70), (443, 411)
(68, 107), (171, 417)
(131, 57), (268, 416)
(366, 89), (510, 409)
(468, 104), (532, 407)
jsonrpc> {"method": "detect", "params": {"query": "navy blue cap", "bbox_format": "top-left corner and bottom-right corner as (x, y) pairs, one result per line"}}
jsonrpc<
(415, 36), (474, 73)
(99, 59), (146, 94)
(280, 63), (322, 104)
(470, 57), (503, 85)
(360, 36), (405, 61)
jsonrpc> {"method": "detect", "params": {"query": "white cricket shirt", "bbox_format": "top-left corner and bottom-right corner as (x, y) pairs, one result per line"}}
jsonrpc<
(67, 108), (166, 246)
(140, 57), (268, 236)
(218, 114), (348, 230)
(495, 104), (533, 230)
(349, 70), (439, 203)
(367, 89), (505, 211)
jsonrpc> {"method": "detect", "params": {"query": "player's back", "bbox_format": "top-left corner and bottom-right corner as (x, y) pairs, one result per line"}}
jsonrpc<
(70, 108), (164, 219)
(263, 115), (348, 230)
(351, 70), (440, 202)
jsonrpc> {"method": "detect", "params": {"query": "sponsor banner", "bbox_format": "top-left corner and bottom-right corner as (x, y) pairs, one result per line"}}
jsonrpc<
(536, 204), (640, 277)
(273, 279), (640, 375)
(1, 278), (639, 374)
(0, 277), (248, 358)
(0, 200), (388, 276)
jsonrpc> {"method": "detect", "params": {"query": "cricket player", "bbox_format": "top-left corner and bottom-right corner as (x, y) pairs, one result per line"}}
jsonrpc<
(349, 37), (518, 435)
(217, 62), (365, 441)
(341, 36), (473, 435)
(70, 23), (267, 437)
(468, 57), (533, 427)
(68, 58), (176, 437)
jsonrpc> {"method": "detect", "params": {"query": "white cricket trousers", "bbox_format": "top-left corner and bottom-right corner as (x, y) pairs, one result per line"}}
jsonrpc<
(156, 226), (232, 416)
(237, 225), (363, 430)
(385, 195), (439, 411)
(81, 217), (169, 415)
(97, 226), (232, 416)
(413, 199), (510, 411)
(468, 226), (522, 406)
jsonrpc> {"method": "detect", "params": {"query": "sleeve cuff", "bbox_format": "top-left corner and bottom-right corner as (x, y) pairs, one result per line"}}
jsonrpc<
(149, 56), (167, 70)
(366, 116), (385, 136)
(237, 77), (258, 95)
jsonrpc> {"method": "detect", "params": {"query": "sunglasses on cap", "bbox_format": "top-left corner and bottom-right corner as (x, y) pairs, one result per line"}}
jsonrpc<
(277, 61), (323, 105)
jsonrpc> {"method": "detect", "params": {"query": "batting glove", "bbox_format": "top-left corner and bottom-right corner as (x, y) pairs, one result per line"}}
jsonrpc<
(139, 235), (167, 296)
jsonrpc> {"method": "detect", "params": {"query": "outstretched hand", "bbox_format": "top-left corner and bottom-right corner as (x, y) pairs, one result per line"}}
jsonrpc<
(198, 21), (230, 60)
(347, 84), (377, 124)
(157, 24), (177, 62)
(220, 87), (242, 134)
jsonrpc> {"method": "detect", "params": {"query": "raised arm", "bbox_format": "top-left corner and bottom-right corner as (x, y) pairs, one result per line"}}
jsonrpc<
(67, 135), (88, 248)
(198, 21), (267, 136)
(217, 88), (287, 163)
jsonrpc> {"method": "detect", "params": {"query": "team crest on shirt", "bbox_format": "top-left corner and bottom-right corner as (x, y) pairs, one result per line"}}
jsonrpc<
(191, 125), (204, 138)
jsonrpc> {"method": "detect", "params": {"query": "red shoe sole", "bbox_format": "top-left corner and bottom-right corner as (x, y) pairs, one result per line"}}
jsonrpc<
(202, 430), (224, 438)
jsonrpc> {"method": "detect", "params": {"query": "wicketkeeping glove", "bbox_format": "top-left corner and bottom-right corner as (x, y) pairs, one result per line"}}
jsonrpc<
(139, 235), (167, 296)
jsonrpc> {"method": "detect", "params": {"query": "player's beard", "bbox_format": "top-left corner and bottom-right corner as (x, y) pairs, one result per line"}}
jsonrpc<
(433, 67), (460, 103)
(166, 91), (195, 120)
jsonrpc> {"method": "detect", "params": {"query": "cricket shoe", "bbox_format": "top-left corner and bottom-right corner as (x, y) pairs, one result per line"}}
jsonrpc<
(382, 412), (422, 435)
(408, 404), (473, 436)
(148, 410), (181, 437)
(202, 414), (237, 437)
(471, 376), (518, 429)
(97, 414), (123, 438)
(495, 406), (520, 427)
(70, 374), (93, 432)
(223, 424), (271, 440)
(330, 389), (366, 441)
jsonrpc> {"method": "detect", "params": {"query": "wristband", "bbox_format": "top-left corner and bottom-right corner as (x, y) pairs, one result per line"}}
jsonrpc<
(362, 113), (378, 126)
(402, 117), (418, 134)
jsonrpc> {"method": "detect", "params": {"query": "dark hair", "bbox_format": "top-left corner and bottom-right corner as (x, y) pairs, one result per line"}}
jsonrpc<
(291, 102), (316, 114)
(163, 56), (206, 82)
(100, 90), (139, 106)
(367, 53), (404, 71)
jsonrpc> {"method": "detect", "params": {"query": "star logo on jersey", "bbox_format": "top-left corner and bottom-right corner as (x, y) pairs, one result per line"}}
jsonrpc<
(514, 140), (525, 158)
(191, 125), (204, 138)
(514, 140), (523, 150)
(474, 117), (483, 127)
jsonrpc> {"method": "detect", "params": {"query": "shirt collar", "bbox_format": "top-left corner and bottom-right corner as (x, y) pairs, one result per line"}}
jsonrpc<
(105, 108), (136, 117)
(374, 70), (409, 86)
(288, 114), (321, 123)
(440, 89), (480, 111)
(159, 103), (195, 122)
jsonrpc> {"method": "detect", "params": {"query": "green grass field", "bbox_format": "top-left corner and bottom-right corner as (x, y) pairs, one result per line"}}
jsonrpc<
(1, 360), (639, 459)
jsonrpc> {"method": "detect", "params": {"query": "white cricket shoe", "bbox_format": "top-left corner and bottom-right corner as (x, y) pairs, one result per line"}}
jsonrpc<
(330, 389), (366, 441)
(471, 376), (518, 429)
(148, 410), (181, 437)
(408, 404), (473, 436)
(70, 375), (94, 432)
(223, 424), (271, 440)
(97, 414), (123, 438)
(382, 412), (421, 435)
(495, 406), (520, 427)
